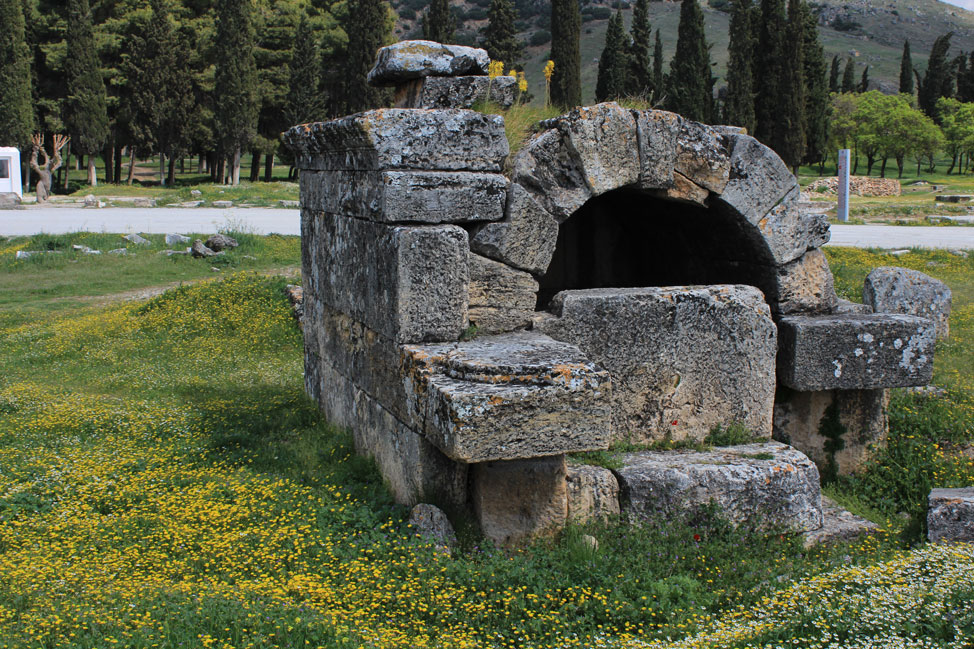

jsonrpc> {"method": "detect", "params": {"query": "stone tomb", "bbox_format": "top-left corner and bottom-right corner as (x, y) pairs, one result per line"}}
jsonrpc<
(284, 42), (938, 546)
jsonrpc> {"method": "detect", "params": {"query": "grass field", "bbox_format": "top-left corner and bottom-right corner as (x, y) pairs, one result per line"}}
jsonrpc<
(0, 233), (972, 647)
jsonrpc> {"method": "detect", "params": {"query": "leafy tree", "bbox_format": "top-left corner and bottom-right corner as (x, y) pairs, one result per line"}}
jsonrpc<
(858, 65), (869, 93)
(625, 0), (653, 98)
(911, 115), (945, 175)
(801, 0), (828, 170)
(550, 0), (581, 107)
(596, 11), (627, 101)
(755, 0), (786, 144)
(667, 0), (712, 123)
(652, 29), (664, 102)
(937, 97), (974, 174)
(724, 0), (755, 132)
(343, 0), (392, 113)
(65, 0), (109, 187)
(828, 55), (840, 94)
(918, 33), (954, 119)
(828, 92), (861, 173)
(483, 0), (521, 70)
(840, 57), (856, 93)
(423, 0), (454, 44)
(0, 0), (34, 156)
(775, 0), (805, 170)
(900, 40), (914, 95)
(214, 0), (259, 185)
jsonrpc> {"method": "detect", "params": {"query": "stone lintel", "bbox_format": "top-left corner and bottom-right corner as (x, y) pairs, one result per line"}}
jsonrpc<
(368, 41), (489, 86)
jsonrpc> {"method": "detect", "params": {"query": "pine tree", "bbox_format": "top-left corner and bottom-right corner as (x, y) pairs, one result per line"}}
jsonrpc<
(596, 11), (627, 101)
(667, 0), (712, 123)
(285, 14), (322, 126)
(343, 0), (391, 113)
(724, 0), (755, 132)
(214, 0), (259, 185)
(65, 0), (109, 187)
(626, 0), (653, 98)
(755, 0), (786, 144)
(858, 65), (869, 92)
(550, 0), (581, 107)
(900, 40), (914, 95)
(483, 0), (521, 69)
(652, 29), (664, 102)
(423, 0), (454, 43)
(0, 0), (34, 153)
(775, 0), (805, 169)
(841, 57), (856, 93)
(801, 0), (828, 167)
(828, 55), (840, 93)
(918, 32), (954, 118)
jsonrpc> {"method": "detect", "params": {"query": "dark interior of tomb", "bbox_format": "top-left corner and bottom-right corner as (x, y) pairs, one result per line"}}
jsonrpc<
(536, 188), (778, 310)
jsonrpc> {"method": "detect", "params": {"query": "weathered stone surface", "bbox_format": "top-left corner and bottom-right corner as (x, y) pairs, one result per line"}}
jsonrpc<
(632, 109), (679, 190)
(301, 170), (507, 223)
(673, 117), (732, 193)
(408, 503), (457, 547)
(205, 233), (238, 251)
(777, 313), (936, 391)
(566, 463), (621, 522)
(773, 388), (889, 475)
(283, 109), (508, 173)
(719, 134), (799, 222)
(401, 331), (612, 462)
(772, 249), (839, 315)
(165, 233), (190, 246)
(927, 488), (974, 543)
(467, 254), (538, 334)
(469, 183), (559, 275)
(191, 239), (218, 258)
(864, 266), (952, 339)
(836, 299), (872, 314)
(649, 171), (709, 206)
(803, 495), (879, 548)
(302, 210), (468, 343)
(512, 129), (592, 222)
(537, 286), (777, 444)
(746, 187), (831, 266)
(367, 41), (489, 85)
(0, 193), (21, 208)
(553, 103), (640, 195)
(616, 442), (823, 532)
(471, 455), (568, 547)
(123, 233), (151, 246)
(395, 75), (517, 109)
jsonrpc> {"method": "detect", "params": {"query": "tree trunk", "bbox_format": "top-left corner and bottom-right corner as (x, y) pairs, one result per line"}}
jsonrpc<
(114, 142), (122, 184)
(180, 157), (185, 175)
(63, 143), (72, 190)
(264, 153), (274, 182)
(879, 157), (887, 178)
(249, 151), (260, 182)
(896, 156), (904, 178)
(167, 155), (176, 186)
(197, 154), (204, 174)
(87, 156), (98, 187)
(127, 146), (137, 185)
(104, 140), (114, 184)
(216, 156), (225, 184)
(866, 155), (875, 176)
(948, 153), (957, 175)
(159, 153), (166, 186)
(231, 148), (241, 186)
(852, 153), (859, 175)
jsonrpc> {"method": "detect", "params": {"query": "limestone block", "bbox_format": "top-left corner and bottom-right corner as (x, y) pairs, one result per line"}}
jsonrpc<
(632, 109), (678, 190)
(719, 134), (799, 222)
(470, 183), (559, 275)
(773, 388), (889, 475)
(777, 313), (936, 391)
(467, 254), (539, 334)
(864, 266), (952, 339)
(803, 496), (879, 548)
(512, 129), (593, 222)
(302, 210), (468, 343)
(553, 103), (640, 195)
(283, 109), (508, 173)
(566, 464), (621, 522)
(471, 455), (568, 547)
(836, 299), (872, 315)
(649, 171), (709, 206)
(748, 187), (831, 266)
(536, 286), (777, 444)
(367, 41), (490, 85)
(395, 75), (517, 109)
(402, 332), (612, 462)
(673, 117), (732, 193)
(409, 503), (457, 547)
(301, 170), (507, 224)
(616, 442), (823, 532)
(772, 249), (839, 315)
(927, 488), (974, 543)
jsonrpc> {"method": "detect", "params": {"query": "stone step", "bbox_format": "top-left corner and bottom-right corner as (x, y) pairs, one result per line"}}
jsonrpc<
(803, 496), (879, 548)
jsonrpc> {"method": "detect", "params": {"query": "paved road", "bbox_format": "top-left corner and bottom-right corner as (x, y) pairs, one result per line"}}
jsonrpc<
(3, 208), (974, 249)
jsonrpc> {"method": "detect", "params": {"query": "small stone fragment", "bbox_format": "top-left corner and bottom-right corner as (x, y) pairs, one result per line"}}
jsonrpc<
(165, 233), (191, 246)
(408, 503), (457, 547)
(772, 249), (839, 315)
(927, 488), (974, 543)
(205, 234), (239, 252)
(123, 233), (151, 246)
(191, 239), (218, 258)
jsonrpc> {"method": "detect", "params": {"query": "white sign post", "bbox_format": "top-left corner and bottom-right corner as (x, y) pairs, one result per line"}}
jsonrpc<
(837, 149), (850, 223)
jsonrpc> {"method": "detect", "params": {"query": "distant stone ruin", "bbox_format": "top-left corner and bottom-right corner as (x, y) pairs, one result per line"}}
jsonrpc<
(283, 41), (939, 547)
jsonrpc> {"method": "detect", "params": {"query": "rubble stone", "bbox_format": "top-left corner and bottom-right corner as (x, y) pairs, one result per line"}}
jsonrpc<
(409, 503), (457, 547)
(927, 488), (974, 543)
(863, 266), (952, 339)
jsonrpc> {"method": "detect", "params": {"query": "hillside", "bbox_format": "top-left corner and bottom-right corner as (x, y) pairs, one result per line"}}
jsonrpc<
(391, 0), (974, 105)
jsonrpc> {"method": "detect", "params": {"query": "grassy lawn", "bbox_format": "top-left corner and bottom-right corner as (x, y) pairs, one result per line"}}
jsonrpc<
(0, 237), (971, 647)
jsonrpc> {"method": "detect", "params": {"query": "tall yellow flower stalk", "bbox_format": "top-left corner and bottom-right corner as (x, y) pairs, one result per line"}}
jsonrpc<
(486, 60), (504, 106)
(543, 60), (554, 108)
(517, 71), (528, 105)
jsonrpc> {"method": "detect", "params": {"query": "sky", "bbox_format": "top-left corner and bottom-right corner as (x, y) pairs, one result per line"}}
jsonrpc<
(938, 0), (974, 11)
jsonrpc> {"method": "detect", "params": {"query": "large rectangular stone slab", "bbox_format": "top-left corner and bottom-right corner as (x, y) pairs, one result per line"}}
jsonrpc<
(536, 286), (777, 444)
(777, 313), (936, 391)
(402, 332), (612, 462)
(368, 41), (489, 85)
(302, 210), (468, 343)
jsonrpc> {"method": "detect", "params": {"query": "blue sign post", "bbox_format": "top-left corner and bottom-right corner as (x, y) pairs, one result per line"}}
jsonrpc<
(837, 149), (850, 223)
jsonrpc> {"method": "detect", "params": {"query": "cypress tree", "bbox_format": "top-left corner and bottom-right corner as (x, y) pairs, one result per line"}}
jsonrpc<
(550, 0), (581, 107)
(596, 11), (627, 102)
(65, 0), (109, 187)
(343, 0), (391, 113)
(483, 0), (521, 69)
(626, 0), (653, 98)
(841, 57), (856, 93)
(775, 0), (805, 169)
(214, 0), (259, 185)
(801, 0), (828, 168)
(959, 52), (974, 103)
(900, 40), (914, 95)
(0, 0), (34, 153)
(858, 65), (869, 92)
(285, 13), (321, 126)
(828, 55), (840, 93)
(652, 29), (664, 102)
(755, 0), (785, 145)
(667, 0), (712, 123)
(918, 32), (954, 118)
(724, 0), (755, 132)
(423, 0), (454, 44)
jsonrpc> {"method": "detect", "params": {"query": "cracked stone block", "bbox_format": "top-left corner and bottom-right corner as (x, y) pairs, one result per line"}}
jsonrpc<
(928, 488), (974, 543)
(472, 455), (568, 547)
(395, 75), (517, 109)
(771, 249), (839, 316)
(367, 40), (490, 85)
(632, 109), (679, 190)
(616, 442), (824, 532)
(864, 266), (952, 340)
(745, 187), (832, 267)
(302, 210), (468, 343)
(467, 254), (538, 334)
(401, 331), (612, 462)
(283, 109), (508, 173)
(536, 286), (777, 444)
(566, 464), (621, 522)
(470, 183), (559, 276)
(673, 117), (732, 193)
(649, 171), (710, 206)
(553, 102), (640, 195)
(777, 313), (936, 391)
(512, 129), (593, 222)
(773, 388), (888, 476)
(719, 134), (799, 222)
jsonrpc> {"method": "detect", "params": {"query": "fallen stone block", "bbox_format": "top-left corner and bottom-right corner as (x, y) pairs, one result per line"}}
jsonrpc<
(467, 254), (538, 334)
(368, 40), (489, 85)
(864, 266), (952, 339)
(777, 313), (936, 391)
(566, 463), (621, 522)
(470, 183), (559, 275)
(394, 75), (517, 109)
(927, 488), (974, 543)
(205, 234), (238, 251)
(553, 102), (640, 195)
(191, 239), (219, 258)
(616, 442), (823, 532)
(402, 331), (612, 462)
(165, 233), (191, 246)
(409, 503), (457, 548)
(512, 128), (592, 222)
